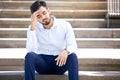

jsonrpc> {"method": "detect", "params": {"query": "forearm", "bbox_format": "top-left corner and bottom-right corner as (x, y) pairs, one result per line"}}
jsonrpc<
(26, 28), (38, 53)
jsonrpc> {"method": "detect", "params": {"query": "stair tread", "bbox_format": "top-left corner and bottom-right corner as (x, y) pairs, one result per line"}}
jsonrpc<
(0, 48), (120, 59)
(0, 38), (120, 40)
(0, 18), (105, 21)
(0, 38), (119, 48)
(1, 28), (120, 30)
(0, 1), (107, 2)
(0, 9), (106, 18)
(0, 71), (120, 76)
(0, 18), (106, 28)
(0, 9), (107, 11)
(0, 28), (120, 38)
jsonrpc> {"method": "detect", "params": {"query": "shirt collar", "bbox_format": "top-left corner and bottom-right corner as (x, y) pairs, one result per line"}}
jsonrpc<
(51, 16), (58, 29)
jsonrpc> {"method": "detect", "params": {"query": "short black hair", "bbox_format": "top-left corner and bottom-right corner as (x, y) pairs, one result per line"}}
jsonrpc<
(30, 0), (47, 14)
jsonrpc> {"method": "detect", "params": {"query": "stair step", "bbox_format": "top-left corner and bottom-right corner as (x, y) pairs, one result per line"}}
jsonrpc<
(76, 38), (120, 48)
(0, 28), (120, 38)
(74, 28), (120, 38)
(1, 48), (120, 63)
(2, 65), (120, 71)
(0, 38), (120, 48)
(0, 71), (120, 80)
(109, 19), (120, 28)
(0, 28), (27, 38)
(0, 9), (106, 18)
(1, 65), (120, 71)
(0, 18), (106, 28)
(0, 38), (26, 48)
(0, 1), (106, 10)
(0, 48), (120, 71)
(0, 66), (23, 71)
(0, 0), (107, 1)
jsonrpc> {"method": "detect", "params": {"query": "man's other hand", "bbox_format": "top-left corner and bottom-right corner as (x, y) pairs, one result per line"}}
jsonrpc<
(55, 49), (69, 67)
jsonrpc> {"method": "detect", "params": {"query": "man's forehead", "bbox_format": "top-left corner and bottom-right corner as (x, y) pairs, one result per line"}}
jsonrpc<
(37, 6), (47, 12)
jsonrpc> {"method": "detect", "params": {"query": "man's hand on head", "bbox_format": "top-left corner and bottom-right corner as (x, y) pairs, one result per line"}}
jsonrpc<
(30, 10), (39, 31)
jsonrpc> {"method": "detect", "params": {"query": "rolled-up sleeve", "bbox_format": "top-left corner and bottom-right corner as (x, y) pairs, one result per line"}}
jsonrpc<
(65, 22), (77, 54)
(26, 26), (38, 53)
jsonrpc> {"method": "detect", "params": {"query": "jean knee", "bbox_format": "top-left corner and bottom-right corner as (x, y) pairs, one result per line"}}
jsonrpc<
(69, 53), (77, 59)
(25, 52), (37, 60)
(67, 53), (78, 63)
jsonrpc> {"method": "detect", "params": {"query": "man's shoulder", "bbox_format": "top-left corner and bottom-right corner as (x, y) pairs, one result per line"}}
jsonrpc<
(55, 19), (70, 25)
(54, 19), (72, 30)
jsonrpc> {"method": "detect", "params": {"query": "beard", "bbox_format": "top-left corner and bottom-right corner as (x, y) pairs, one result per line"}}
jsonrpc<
(42, 18), (51, 25)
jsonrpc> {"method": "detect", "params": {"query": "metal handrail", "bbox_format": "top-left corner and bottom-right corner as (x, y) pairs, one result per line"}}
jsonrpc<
(108, 0), (120, 15)
(107, 0), (120, 28)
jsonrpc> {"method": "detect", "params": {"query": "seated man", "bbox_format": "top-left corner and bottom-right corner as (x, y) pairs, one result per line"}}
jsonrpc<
(25, 0), (79, 80)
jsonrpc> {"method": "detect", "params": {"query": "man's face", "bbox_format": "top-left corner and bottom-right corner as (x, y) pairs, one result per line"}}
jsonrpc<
(36, 6), (51, 25)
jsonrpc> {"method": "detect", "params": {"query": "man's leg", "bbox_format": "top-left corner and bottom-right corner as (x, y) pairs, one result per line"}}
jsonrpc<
(54, 53), (79, 80)
(25, 52), (37, 80)
(67, 53), (79, 80)
(24, 52), (52, 80)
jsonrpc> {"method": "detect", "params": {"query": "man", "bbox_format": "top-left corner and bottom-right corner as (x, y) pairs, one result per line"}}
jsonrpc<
(25, 0), (79, 80)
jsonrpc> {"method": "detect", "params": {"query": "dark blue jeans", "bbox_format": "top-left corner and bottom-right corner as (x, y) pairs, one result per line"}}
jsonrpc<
(24, 52), (78, 80)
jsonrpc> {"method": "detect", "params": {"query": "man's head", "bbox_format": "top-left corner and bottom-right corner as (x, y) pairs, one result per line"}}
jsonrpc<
(30, 0), (47, 14)
(30, 0), (51, 25)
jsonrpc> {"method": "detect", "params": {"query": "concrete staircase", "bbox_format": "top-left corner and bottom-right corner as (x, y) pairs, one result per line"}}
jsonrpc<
(0, 0), (120, 80)
(0, 48), (120, 80)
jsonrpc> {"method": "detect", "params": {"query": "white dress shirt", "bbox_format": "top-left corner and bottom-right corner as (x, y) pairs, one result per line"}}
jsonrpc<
(26, 17), (77, 56)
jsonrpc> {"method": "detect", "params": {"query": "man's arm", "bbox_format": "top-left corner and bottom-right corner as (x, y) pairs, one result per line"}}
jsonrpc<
(65, 21), (77, 54)
(26, 11), (39, 53)
(55, 21), (77, 67)
(26, 26), (38, 53)
(30, 10), (39, 31)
